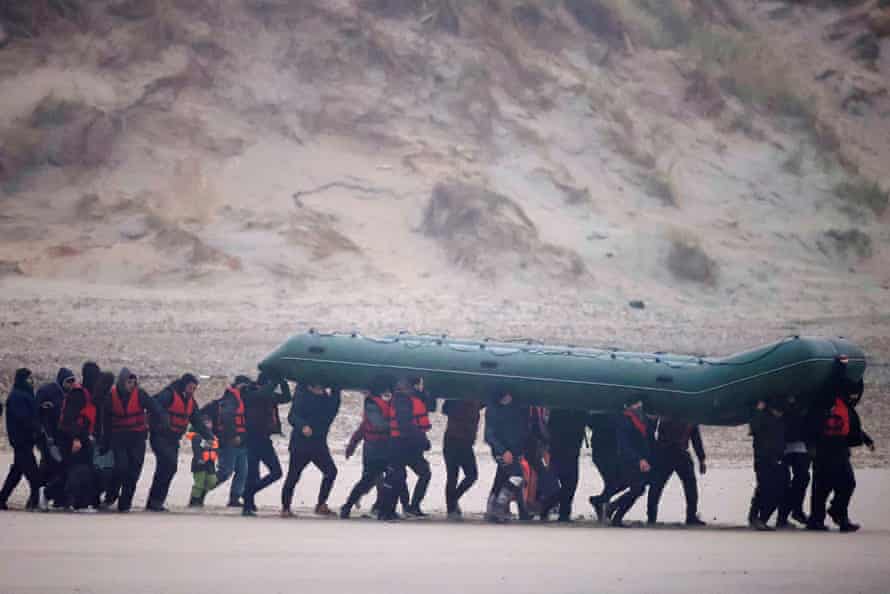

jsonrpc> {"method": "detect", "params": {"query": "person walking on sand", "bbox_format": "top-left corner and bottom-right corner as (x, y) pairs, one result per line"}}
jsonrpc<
(442, 398), (483, 520)
(0, 369), (43, 511)
(242, 373), (291, 517)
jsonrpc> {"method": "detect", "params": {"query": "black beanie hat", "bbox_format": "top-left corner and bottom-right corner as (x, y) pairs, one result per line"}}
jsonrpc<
(180, 373), (200, 387)
(14, 367), (33, 388)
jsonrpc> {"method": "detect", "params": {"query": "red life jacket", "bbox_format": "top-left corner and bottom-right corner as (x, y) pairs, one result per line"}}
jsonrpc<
(60, 385), (97, 436)
(110, 385), (146, 432)
(366, 396), (392, 442)
(167, 390), (195, 435)
(389, 394), (431, 438)
(624, 409), (648, 438)
(218, 387), (246, 435)
(411, 395), (432, 432)
(824, 396), (851, 437)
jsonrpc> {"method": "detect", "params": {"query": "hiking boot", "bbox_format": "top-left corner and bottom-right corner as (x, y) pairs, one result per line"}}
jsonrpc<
(339, 505), (351, 519)
(686, 516), (706, 527)
(839, 521), (860, 533)
(315, 504), (335, 516)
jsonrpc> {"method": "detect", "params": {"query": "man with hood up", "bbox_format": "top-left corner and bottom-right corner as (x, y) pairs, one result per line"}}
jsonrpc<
(36, 368), (77, 506)
(146, 373), (213, 512)
(104, 368), (167, 512)
(484, 390), (531, 523)
(58, 373), (99, 510)
(0, 369), (43, 510)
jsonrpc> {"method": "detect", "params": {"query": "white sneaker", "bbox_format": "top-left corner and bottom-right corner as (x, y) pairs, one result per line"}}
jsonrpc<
(38, 488), (49, 512)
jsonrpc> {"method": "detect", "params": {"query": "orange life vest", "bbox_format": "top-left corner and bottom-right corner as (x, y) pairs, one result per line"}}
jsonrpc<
(824, 396), (851, 437)
(366, 396), (392, 442)
(167, 390), (195, 435)
(110, 385), (146, 432)
(389, 394), (431, 438)
(186, 432), (218, 462)
(61, 385), (97, 436)
(219, 387), (246, 435)
(624, 409), (648, 438)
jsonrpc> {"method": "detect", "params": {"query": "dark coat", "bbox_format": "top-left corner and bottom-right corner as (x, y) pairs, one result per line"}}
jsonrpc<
(443, 399), (483, 444)
(287, 386), (340, 448)
(750, 408), (785, 461)
(5, 382), (41, 449)
(36, 368), (73, 438)
(244, 379), (292, 438)
(547, 408), (588, 456)
(616, 410), (652, 465)
(484, 398), (530, 459)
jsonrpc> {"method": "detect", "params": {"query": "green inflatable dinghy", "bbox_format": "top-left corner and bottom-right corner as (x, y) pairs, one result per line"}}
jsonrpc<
(258, 332), (866, 425)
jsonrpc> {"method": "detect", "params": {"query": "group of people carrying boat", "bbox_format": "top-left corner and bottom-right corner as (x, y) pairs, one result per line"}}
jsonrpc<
(1, 361), (874, 531)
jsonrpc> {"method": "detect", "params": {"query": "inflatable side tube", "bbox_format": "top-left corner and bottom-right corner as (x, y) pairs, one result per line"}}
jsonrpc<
(259, 332), (866, 426)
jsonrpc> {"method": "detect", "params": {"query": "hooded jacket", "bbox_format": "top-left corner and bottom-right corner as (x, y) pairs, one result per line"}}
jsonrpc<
(36, 367), (74, 438)
(244, 378), (292, 438)
(58, 384), (95, 442)
(547, 407), (588, 456)
(287, 385), (340, 448)
(103, 367), (166, 437)
(5, 369), (41, 448)
(443, 399), (483, 445)
(484, 396), (530, 459)
(750, 407), (785, 461)
(616, 409), (653, 465)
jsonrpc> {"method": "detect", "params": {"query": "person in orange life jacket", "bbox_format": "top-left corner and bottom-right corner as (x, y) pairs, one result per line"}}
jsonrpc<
(442, 398), (483, 519)
(104, 368), (167, 513)
(394, 377), (433, 517)
(58, 377), (99, 511)
(188, 416), (220, 506)
(35, 368), (76, 507)
(377, 378), (429, 521)
(216, 375), (252, 507)
(0, 369), (43, 511)
(606, 399), (654, 527)
(539, 407), (588, 522)
(242, 372), (292, 517)
(281, 382), (341, 516)
(90, 371), (117, 508)
(145, 373), (213, 512)
(484, 390), (531, 523)
(646, 418), (707, 526)
(776, 395), (811, 528)
(748, 397), (785, 531)
(340, 375), (395, 519)
(806, 379), (874, 532)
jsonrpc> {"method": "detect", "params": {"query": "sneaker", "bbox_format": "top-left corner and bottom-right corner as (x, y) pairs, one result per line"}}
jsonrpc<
(751, 519), (774, 531)
(686, 516), (707, 527)
(339, 505), (351, 519)
(315, 504), (335, 516)
(791, 510), (808, 525)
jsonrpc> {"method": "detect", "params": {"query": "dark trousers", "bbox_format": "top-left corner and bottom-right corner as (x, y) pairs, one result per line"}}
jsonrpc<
(244, 435), (283, 510)
(109, 434), (147, 512)
(379, 451), (410, 518)
(344, 457), (388, 509)
(646, 447), (698, 522)
(611, 464), (649, 522)
(0, 445), (41, 506)
(281, 440), (337, 509)
(38, 442), (66, 506)
(444, 438), (478, 513)
(540, 450), (580, 520)
(751, 456), (784, 523)
(590, 450), (620, 505)
(147, 433), (179, 507)
(398, 452), (431, 510)
(778, 452), (810, 522)
(488, 458), (529, 519)
(810, 450), (856, 526)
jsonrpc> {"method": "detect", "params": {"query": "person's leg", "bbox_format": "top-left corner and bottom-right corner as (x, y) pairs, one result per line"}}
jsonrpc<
(20, 447), (42, 508)
(190, 471), (208, 503)
(0, 447), (27, 506)
(312, 443), (338, 507)
(789, 452), (811, 521)
(808, 455), (831, 528)
(229, 446), (248, 504)
(611, 468), (646, 525)
(760, 458), (783, 524)
(110, 441), (129, 511)
(280, 446), (312, 511)
(216, 446), (235, 485)
(408, 454), (431, 511)
(645, 455), (673, 524)
(674, 450), (699, 522)
(120, 439), (146, 512)
(379, 457), (407, 519)
(777, 454), (794, 525)
(342, 459), (387, 516)
(243, 441), (261, 512)
(453, 443), (478, 512)
(147, 435), (178, 509)
(253, 438), (284, 494)
(444, 440), (460, 514)
(828, 456), (857, 530)
(558, 453), (580, 521)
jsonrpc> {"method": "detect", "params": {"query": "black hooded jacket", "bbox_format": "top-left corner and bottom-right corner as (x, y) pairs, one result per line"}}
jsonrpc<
(36, 368), (74, 438)
(484, 396), (530, 459)
(5, 370), (41, 448)
(288, 385), (340, 447)
(244, 378), (292, 438)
